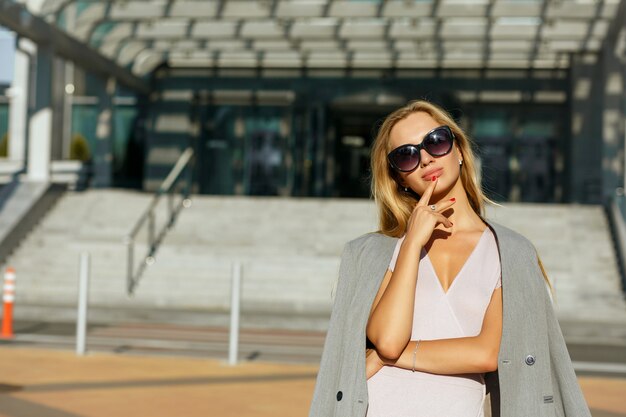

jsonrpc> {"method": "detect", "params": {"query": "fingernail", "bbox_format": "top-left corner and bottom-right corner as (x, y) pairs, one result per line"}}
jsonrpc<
(431, 176), (436, 181)
(450, 197), (455, 201)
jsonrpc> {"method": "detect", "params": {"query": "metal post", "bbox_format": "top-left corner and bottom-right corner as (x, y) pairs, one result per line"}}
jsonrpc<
(185, 161), (193, 197)
(125, 236), (134, 295)
(228, 261), (242, 365)
(76, 252), (90, 356)
(148, 211), (155, 252)
(167, 191), (174, 228)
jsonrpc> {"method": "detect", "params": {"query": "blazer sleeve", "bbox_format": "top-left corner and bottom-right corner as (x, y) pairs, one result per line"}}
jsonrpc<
(309, 241), (357, 417)
(543, 275), (592, 417)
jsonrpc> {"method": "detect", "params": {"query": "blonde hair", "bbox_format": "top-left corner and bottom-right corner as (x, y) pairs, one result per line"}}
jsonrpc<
(369, 99), (498, 236)
(367, 99), (554, 296)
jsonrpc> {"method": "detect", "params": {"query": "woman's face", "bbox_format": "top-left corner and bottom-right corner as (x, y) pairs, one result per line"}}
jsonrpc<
(388, 111), (463, 197)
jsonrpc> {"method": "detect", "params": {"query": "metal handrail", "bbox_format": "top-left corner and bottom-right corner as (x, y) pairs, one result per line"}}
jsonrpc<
(125, 147), (194, 295)
(607, 188), (626, 293)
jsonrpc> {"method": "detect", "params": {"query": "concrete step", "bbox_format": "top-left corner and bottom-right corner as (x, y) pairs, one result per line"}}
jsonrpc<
(4, 190), (626, 330)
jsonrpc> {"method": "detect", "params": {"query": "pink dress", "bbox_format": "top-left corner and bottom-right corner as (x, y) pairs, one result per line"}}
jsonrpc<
(366, 227), (501, 417)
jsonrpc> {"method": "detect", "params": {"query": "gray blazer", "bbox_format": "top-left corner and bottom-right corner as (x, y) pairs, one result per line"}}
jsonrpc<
(309, 218), (592, 417)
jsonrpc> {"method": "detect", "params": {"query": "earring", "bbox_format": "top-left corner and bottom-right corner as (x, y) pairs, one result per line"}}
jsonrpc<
(459, 160), (463, 165)
(404, 186), (409, 192)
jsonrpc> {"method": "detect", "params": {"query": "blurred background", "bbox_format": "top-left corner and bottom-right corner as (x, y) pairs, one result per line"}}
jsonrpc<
(0, 0), (625, 416)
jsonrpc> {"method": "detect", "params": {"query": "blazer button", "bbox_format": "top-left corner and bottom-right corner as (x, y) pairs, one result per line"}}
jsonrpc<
(336, 391), (343, 401)
(525, 354), (536, 366)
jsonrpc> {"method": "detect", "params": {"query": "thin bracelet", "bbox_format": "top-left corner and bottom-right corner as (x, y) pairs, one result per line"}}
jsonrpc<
(411, 339), (421, 372)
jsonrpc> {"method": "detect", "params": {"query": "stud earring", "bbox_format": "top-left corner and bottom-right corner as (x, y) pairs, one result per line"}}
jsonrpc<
(459, 160), (463, 165)
(404, 186), (409, 192)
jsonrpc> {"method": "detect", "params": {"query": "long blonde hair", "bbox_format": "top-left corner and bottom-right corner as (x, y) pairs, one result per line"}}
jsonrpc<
(369, 99), (498, 236)
(367, 99), (554, 297)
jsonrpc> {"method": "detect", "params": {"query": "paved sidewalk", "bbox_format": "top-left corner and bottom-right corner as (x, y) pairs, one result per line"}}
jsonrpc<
(0, 347), (625, 417)
(0, 346), (317, 417)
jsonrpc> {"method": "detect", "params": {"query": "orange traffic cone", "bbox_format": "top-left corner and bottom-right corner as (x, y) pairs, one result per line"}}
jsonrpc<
(1, 267), (16, 338)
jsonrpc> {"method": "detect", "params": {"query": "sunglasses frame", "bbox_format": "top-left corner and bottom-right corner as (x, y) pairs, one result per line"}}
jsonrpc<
(387, 125), (455, 172)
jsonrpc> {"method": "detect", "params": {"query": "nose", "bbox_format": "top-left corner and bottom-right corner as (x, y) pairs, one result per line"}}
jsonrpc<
(419, 147), (435, 167)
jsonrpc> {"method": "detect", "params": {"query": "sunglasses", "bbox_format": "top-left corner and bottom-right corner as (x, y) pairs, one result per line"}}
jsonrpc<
(387, 125), (455, 172)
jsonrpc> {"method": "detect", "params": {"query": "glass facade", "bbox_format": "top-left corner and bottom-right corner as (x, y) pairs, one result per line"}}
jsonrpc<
(146, 69), (570, 201)
(196, 106), (293, 196)
(467, 105), (565, 203)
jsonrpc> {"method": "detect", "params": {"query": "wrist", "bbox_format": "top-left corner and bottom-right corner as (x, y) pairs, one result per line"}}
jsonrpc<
(411, 339), (421, 372)
(402, 236), (424, 252)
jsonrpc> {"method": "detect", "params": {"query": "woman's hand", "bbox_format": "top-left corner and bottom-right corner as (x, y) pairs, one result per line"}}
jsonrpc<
(365, 176), (454, 360)
(366, 177), (456, 361)
(366, 348), (386, 379)
(405, 176), (456, 248)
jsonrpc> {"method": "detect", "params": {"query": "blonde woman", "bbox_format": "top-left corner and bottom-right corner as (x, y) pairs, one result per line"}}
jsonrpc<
(307, 99), (590, 417)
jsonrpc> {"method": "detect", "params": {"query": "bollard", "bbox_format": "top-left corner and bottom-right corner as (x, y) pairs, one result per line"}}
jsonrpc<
(228, 261), (242, 365)
(76, 252), (90, 356)
(1, 267), (16, 338)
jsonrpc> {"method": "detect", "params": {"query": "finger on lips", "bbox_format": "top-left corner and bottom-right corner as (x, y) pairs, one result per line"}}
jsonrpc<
(417, 178), (437, 206)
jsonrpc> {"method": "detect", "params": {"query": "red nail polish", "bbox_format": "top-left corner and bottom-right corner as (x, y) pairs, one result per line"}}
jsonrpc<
(431, 176), (436, 181)
(450, 197), (455, 201)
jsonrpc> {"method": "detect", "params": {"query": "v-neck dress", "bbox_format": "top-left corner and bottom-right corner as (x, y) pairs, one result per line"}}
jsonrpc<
(365, 227), (501, 417)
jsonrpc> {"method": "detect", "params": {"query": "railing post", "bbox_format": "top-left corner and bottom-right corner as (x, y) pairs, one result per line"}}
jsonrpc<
(125, 236), (134, 294)
(167, 191), (174, 228)
(185, 161), (192, 197)
(148, 211), (155, 252)
(228, 261), (242, 365)
(76, 252), (90, 356)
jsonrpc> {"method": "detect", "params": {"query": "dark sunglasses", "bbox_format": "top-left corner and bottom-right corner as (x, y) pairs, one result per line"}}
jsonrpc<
(387, 125), (455, 172)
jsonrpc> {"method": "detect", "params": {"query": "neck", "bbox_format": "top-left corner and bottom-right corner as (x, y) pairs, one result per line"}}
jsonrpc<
(430, 178), (485, 233)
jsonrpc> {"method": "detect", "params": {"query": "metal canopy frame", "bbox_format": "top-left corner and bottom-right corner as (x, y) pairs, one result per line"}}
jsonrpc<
(0, 0), (150, 93)
(35, 0), (623, 76)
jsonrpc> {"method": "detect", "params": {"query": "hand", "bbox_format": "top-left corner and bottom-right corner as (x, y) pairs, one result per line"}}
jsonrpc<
(405, 176), (456, 248)
(366, 348), (385, 379)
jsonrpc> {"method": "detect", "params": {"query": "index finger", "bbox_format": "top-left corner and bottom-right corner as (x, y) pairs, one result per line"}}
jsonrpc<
(416, 175), (438, 206)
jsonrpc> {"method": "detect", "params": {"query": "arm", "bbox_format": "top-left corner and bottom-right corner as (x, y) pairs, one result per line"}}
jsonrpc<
(366, 237), (423, 359)
(374, 286), (503, 374)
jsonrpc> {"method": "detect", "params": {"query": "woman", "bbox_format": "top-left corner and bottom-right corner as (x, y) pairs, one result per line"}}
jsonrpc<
(309, 99), (591, 417)
(364, 99), (506, 416)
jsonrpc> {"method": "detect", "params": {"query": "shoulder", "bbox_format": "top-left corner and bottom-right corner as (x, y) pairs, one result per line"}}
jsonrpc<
(344, 231), (399, 264)
(486, 219), (539, 261)
(347, 230), (394, 249)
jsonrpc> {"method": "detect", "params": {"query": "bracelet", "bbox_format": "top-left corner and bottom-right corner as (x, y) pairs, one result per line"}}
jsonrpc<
(411, 339), (421, 372)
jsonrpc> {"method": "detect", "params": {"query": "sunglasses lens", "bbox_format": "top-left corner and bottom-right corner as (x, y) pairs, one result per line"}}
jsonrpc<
(424, 128), (453, 155)
(388, 126), (455, 172)
(391, 146), (420, 171)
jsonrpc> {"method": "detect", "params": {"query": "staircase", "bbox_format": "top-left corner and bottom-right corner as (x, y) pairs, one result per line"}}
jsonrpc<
(4, 190), (626, 331)
(485, 203), (626, 322)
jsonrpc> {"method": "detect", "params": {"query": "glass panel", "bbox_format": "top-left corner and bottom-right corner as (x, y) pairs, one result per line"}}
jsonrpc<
(468, 105), (564, 203)
(76, 0), (94, 15)
(472, 111), (509, 137)
(244, 113), (287, 196)
(71, 103), (98, 161)
(0, 103), (8, 157)
(113, 104), (142, 187)
(91, 22), (117, 49)
(519, 119), (556, 138)
(113, 105), (138, 173)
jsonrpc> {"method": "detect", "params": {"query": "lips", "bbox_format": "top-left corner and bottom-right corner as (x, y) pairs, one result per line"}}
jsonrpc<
(422, 168), (443, 180)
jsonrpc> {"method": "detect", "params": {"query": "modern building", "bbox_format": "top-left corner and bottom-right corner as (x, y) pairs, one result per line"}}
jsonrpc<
(0, 0), (624, 204)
